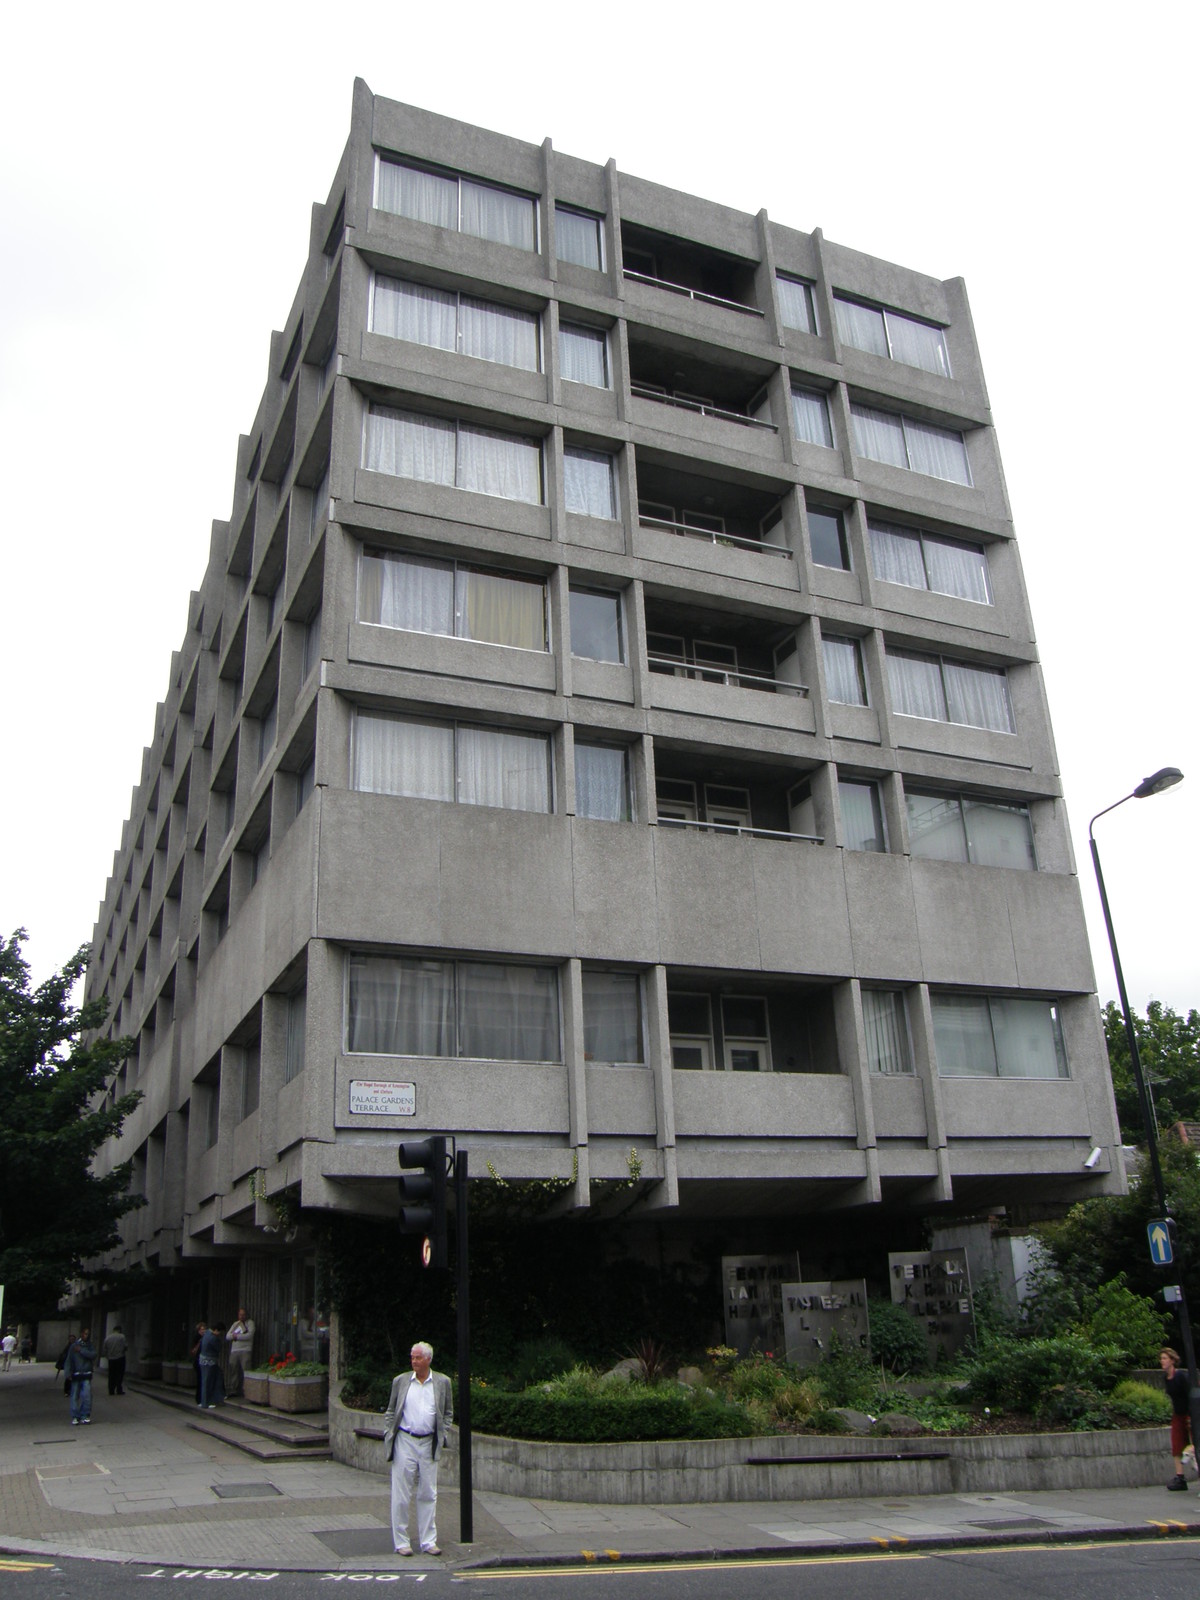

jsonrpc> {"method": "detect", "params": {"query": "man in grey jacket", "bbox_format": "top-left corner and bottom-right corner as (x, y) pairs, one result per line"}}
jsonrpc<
(382, 1341), (453, 1557)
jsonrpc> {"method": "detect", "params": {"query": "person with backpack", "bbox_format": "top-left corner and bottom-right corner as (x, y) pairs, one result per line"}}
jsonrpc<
(64, 1330), (97, 1425)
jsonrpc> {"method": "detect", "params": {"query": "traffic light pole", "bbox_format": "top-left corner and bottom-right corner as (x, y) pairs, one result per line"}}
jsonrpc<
(455, 1149), (472, 1544)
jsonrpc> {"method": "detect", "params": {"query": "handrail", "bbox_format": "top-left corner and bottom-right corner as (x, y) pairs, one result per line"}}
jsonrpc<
(638, 515), (793, 559)
(656, 817), (823, 844)
(630, 384), (776, 431)
(646, 655), (808, 697)
(623, 269), (764, 318)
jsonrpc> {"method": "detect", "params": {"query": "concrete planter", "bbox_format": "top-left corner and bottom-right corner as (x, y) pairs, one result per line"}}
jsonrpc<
(242, 1372), (271, 1404)
(268, 1374), (328, 1413)
(164, 1360), (191, 1387)
(138, 1357), (163, 1381)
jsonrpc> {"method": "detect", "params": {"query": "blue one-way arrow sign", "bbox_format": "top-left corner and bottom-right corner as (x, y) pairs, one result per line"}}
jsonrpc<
(1148, 1220), (1174, 1266)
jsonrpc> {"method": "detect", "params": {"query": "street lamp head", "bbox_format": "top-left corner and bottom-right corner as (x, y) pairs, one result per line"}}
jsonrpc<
(1133, 767), (1184, 800)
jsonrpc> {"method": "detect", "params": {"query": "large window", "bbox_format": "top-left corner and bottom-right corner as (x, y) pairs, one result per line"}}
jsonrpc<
(556, 205), (604, 270)
(371, 275), (539, 372)
(359, 549), (546, 652)
(834, 295), (951, 377)
(574, 742), (632, 822)
(931, 993), (1067, 1080)
(791, 385), (834, 448)
(777, 273), (818, 335)
(808, 506), (850, 570)
(862, 990), (912, 1074)
(375, 158), (537, 252)
(823, 636), (868, 706)
(668, 993), (773, 1072)
(569, 588), (623, 663)
(850, 403), (971, 485)
(869, 520), (991, 604)
(905, 790), (1036, 869)
(887, 650), (1013, 732)
(559, 324), (609, 388)
(563, 446), (617, 519)
(840, 779), (886, 851)
(582, 970), (643, 1064)
(365, 406), (543, 505)
(347, 953), (559, 1062)
(353, 710), (551, 814)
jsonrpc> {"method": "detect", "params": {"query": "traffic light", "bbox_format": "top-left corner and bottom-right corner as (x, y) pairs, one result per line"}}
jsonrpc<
(398, 1137), (448, 1270)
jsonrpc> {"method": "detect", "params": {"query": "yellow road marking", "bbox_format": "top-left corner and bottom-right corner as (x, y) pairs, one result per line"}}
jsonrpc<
(0, 1558), (56, 1571)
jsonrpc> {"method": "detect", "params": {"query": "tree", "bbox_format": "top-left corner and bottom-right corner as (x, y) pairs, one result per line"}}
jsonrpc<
(0, 930), (143, 1313)
(1104, 999), (1200, 1142)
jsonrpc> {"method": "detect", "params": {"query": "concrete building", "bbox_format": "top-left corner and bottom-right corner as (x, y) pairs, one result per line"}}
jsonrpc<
(83, 81), (1122, 1358)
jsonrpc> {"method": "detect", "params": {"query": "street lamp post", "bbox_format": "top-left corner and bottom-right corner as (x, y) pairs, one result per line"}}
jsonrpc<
(1088, 766), (1199, 1469)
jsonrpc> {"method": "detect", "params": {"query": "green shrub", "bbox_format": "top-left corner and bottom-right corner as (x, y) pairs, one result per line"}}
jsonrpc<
(815, 1335), (875, 1408)
(725, 1353), (794, 1404)
(960, 1333), (1126, 1415)
(1109, 1379), (1171, 1424)
(1080, 1275), (1169, 1367)
(470, 1381), (757, 1442)
(807, 1407), (850, 1432)
(867, 1298), (930, 1374)
(340, 1360), (394, 1411)
(510, 1336), (580, 1389)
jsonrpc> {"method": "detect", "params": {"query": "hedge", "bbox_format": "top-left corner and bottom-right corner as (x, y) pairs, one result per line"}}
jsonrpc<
(469, 1384), (757, 1442)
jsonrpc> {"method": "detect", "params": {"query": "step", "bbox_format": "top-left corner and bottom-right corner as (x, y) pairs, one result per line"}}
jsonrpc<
(187, 1414), (332, 1461)
(129, 1379), (329, 1449)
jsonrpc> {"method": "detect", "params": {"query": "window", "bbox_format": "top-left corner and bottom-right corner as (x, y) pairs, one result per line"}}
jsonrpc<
(347, 953), (559, 1062)
(862, 990), (912, 1074)
(559, 323), (609, 387)
(365, 406), (543, 504)
(582, 970), (643, 1063)
(668, 992), (774, 1071)
(371, 275), (540, 372)
(575, 743), (632, 821)
(295, 757), (315, 816)
(302, 608), (323, 679)
(906, 790), (1036, 869)
(240, 1042), (261, 1120)
(556, 205), (604, 270)
(722, 996), (772, 1072)
(791, 385), (834, 448)
(869, 520), (991, 604)
(668, 991), (713, 1071)
(886, 650), (1013, 732)
(309, 463), (329, 539)
(840, 780), (886, 851)
(201, 1063), (221, 1149)
(359, 549), (546, 651)
(850, 404), (971, 485)
(823, 636), (868, 706)
(284, 990), (306, 1083)
(375, 157), (537, 252)
(563, 445), (617, 519)
(280, 325), (302, 384)
(257, 699), (277, 769)
(931, 993), (1067, 1079)
(776, 273), (818, 335)
(353, 710), (551, 814)
(834, 295), (950, 377)
(808, 506), (850, 570)
(569, 588), (623, 663)
(657, 779), (751, 833)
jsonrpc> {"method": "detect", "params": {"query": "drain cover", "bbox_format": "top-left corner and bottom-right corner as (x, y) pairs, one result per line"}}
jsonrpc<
(313, 1530), (394, 1556)
(211, 1483), (282, 1499)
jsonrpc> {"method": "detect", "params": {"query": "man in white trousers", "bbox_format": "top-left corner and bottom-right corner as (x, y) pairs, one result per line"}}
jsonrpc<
(382, 1340), (453, 1557)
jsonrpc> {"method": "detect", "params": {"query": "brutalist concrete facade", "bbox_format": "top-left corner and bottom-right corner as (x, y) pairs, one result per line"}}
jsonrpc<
(84, 82), (1121, 1347)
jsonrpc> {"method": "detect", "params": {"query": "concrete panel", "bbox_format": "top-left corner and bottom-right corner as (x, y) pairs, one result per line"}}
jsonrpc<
(570, 821), (661, 961)
(872, 579), (1011, 638)
(675, 1136), (862, 1180)
(359, 330), (550, 409)
(751, 841), (855, 975)
(869, 1073), (929, 1138)
(585, 1064), (658, 1136)
(940, 1079), (1092, 1140)
(842, 853), (924, 979)
(353, 469), (553, 541)
(334, 1058), (569, 1133)
(275, 1075), (305, 1157)
(672, 1072), (856, 1139)
(317, 790), (445, 946)
(570, 658), (634, 704)
(1006, 870), (1098, 993)
(891, 713), (1030, 770)
(629, 395), (783, 463)
(876, 1145), (940, 1177)
(647, 673), (815, 735)
(633, 525), (799, 592)
(910, 860), (1020, 988)
(437, 805), (576, 956)
(652, 829), (762, 969)
(827, 702), (880, 743)
(348, 620), (558, 694)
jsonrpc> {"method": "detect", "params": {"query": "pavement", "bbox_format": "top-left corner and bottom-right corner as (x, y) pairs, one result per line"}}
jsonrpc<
(0, 1362), (1198, 1573)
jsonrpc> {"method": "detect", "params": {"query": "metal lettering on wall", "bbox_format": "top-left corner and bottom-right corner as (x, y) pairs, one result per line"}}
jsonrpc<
(888, 1247), (974, 1363)
(721, 1254), (798, 1358)
(781, 1280), (870, 1369)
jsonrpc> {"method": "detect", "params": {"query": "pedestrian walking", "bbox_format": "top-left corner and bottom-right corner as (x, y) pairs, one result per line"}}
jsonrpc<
(1161, 1346), (1193, 1491)
(225, 1309), (255, 1397)
(102, 1325), (128, 1395)
(18, 1334), (33, 1363)
(64, 1330), (97, 1425)
(382, 1340), (453, 1558)
(1, 1330), (15, 1371)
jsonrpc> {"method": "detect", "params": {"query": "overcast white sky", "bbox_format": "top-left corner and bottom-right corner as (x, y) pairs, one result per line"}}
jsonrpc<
(2, 2), (1195, 1015)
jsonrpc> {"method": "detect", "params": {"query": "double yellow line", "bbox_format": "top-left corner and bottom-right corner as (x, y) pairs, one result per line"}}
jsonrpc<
(0, 1556), (56, 1572)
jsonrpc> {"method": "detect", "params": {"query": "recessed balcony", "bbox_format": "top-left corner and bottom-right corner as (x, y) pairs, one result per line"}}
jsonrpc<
(621, 223), (761, 317)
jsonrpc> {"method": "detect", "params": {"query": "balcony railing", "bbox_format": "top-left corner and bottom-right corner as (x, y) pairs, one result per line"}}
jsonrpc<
(630, 383), (776, 432)
(647, 655), (808, 697)
(656, 817), (823, 844)
(623, 269), (764, 318)
(638, 513), (792, 560)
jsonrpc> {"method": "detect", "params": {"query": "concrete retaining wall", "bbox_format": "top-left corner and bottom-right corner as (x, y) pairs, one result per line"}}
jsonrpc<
(329, 1392), (1167, 1502)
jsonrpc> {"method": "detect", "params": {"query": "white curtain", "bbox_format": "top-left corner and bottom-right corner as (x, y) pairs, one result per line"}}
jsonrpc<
(460, 296), (539, 370)
(943, 661), (1013, 731)
(457, 726), (549, 812)
(461, 179), (536, 251)
(851, 403), (907, 467)
(377, 161), (457, 229)
(791, 387), (833, 447)
(869, 520), (927, 588)
(835, 297), (889, 358)
(992, 999), (1067, 1079)
(360, 551), (455, 636)
(457, 962), (559, 1061)
(458, 567), (544, 650)
(372, 277), (456, 349)
(839, 780), (884, 851)
(364, 407), (455, 485)
(347, 955), (453, 1057)
(352, 712), (454, 801)
(964, 799), (1036, 869)
(582, 971), (642, 1063)
(862, 990), (912, 1074)
(575, 744), (629, 821)
(824, 636), (867, 705)
(776, 274), (816, 334)
(931, 994), (996, 1076)
(924, 536), (991, 603)
(556, 206), (602, 269)
(564, 448), (616, 518)
(458, 424), (542, 502)
(904, 417), (971, 484)
(559, 325), (608, 387)
(906, 791), (968, 863)
(887, 650), (947, 720)
(886, 312), (950, 377)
